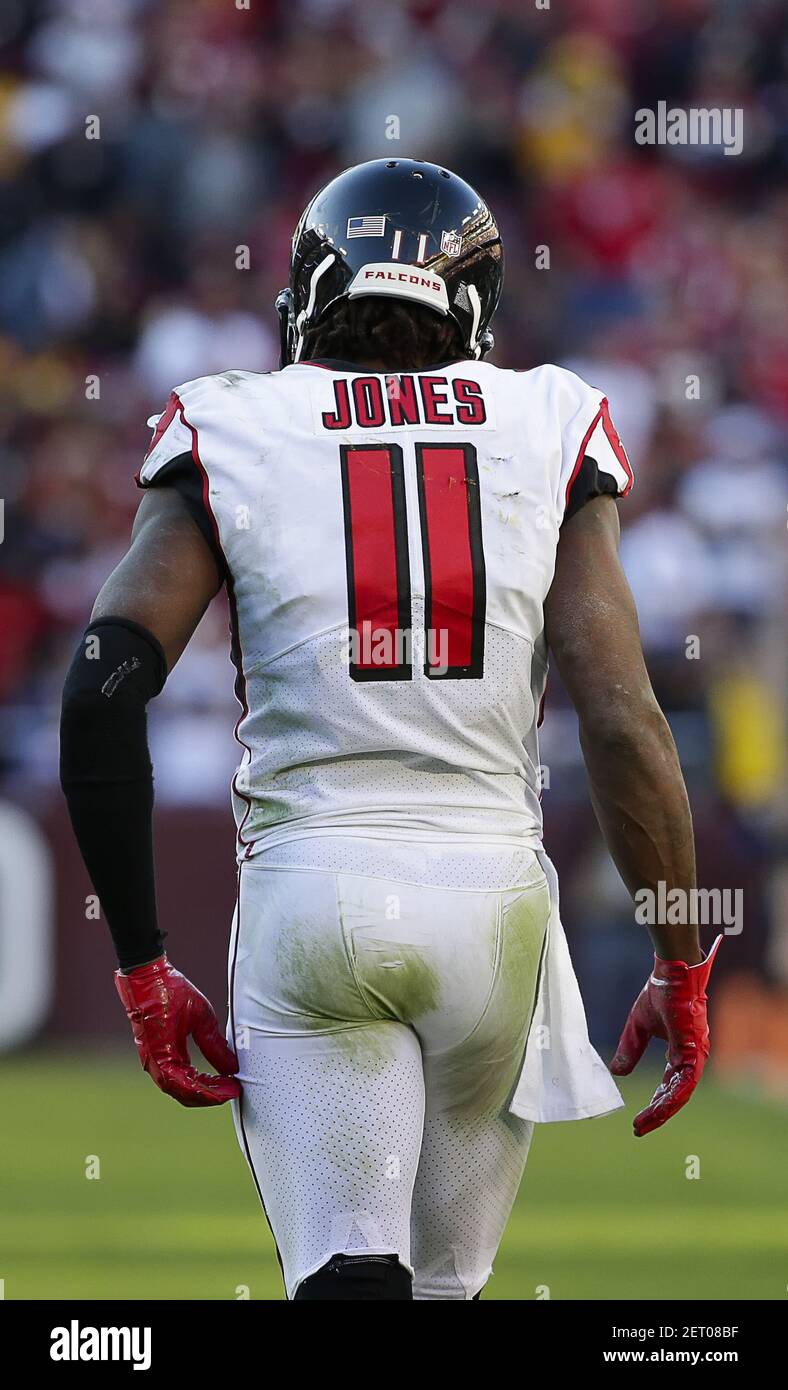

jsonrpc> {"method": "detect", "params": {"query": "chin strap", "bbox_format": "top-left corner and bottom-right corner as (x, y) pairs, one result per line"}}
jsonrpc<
(477, 328), (494, 359)
(275, 287), (293, 368)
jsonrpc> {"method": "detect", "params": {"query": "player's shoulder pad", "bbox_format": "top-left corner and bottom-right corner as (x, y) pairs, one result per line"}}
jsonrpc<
(516, 361), (605, 420)
(514, 363), (633, 520)
(149, 368), (269, 429)
(139, 370), (273, 485)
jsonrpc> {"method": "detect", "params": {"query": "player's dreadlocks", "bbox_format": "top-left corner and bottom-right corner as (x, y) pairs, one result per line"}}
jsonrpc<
(301, 296), (466, 372)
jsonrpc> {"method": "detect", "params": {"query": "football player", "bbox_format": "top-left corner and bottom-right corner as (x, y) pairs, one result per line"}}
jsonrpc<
(61, 159), (720, 1301)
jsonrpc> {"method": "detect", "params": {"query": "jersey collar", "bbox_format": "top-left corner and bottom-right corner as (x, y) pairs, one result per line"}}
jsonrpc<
(297, 357), (468, 373)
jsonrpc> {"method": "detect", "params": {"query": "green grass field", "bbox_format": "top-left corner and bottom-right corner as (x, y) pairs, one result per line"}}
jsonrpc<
(1, 1052), (785, 1301)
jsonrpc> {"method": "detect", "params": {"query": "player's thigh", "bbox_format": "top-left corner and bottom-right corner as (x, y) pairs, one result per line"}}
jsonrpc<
(228, 861), (426, 1299)
(410, 1099), (535, 1300)
(233, 1023), (425, 1299)
(410, 878), (549, 1300)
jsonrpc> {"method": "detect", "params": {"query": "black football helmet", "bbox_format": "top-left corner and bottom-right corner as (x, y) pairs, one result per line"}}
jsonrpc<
(276, 158), (503, 366)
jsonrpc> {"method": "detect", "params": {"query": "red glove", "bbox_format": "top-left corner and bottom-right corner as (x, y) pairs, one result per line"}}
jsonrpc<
(115, 955), (241, 1107)
(610, 934), (722, 1137)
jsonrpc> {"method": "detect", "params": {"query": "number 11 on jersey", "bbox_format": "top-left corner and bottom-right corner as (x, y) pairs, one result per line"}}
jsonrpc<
(339, 441), (486, 682)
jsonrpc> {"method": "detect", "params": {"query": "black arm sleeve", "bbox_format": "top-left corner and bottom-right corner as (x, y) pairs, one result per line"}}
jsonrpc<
(59, 618), (168, 971)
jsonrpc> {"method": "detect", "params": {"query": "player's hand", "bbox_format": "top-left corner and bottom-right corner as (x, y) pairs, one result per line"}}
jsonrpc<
(115, 955), (241, 1107)
(610, 934), (722, 1137)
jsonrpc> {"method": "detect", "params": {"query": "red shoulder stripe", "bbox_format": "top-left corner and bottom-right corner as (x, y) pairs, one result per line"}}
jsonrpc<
(564, 403), (603, 511)
(600, 398), (633, 493)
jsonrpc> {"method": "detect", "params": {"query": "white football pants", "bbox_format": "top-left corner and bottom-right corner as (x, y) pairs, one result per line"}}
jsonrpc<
(228, 837), (550, 1299)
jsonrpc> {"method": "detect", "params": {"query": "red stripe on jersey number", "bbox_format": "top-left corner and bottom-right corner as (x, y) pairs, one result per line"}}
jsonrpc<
(415, 443), (485, 678)
(339, 444), (412, 681)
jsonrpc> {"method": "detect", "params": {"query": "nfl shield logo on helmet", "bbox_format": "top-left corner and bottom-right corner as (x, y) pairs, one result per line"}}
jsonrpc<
(441, 229), (462, 256)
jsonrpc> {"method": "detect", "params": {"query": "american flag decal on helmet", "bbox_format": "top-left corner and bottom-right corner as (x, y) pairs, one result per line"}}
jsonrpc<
(346, 215), (387, 237)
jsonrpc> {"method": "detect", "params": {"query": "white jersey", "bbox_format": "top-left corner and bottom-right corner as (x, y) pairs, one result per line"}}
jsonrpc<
(139, 358), (632, 857)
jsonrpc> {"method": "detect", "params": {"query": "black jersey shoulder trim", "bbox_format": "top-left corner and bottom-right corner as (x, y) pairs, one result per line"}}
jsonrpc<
(137, 450), (224, 571)
(562, 453), (620, 525)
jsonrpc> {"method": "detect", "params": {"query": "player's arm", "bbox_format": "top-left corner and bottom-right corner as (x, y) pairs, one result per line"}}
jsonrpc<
(60, 489), (240, 1106)
(91, 486), (223, 667)
(545, 495), (698, 960)
(544, 495), (720, 1135)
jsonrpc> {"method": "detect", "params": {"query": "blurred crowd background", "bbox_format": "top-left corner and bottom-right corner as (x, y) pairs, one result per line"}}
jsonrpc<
(0, 0), (786, 1076)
